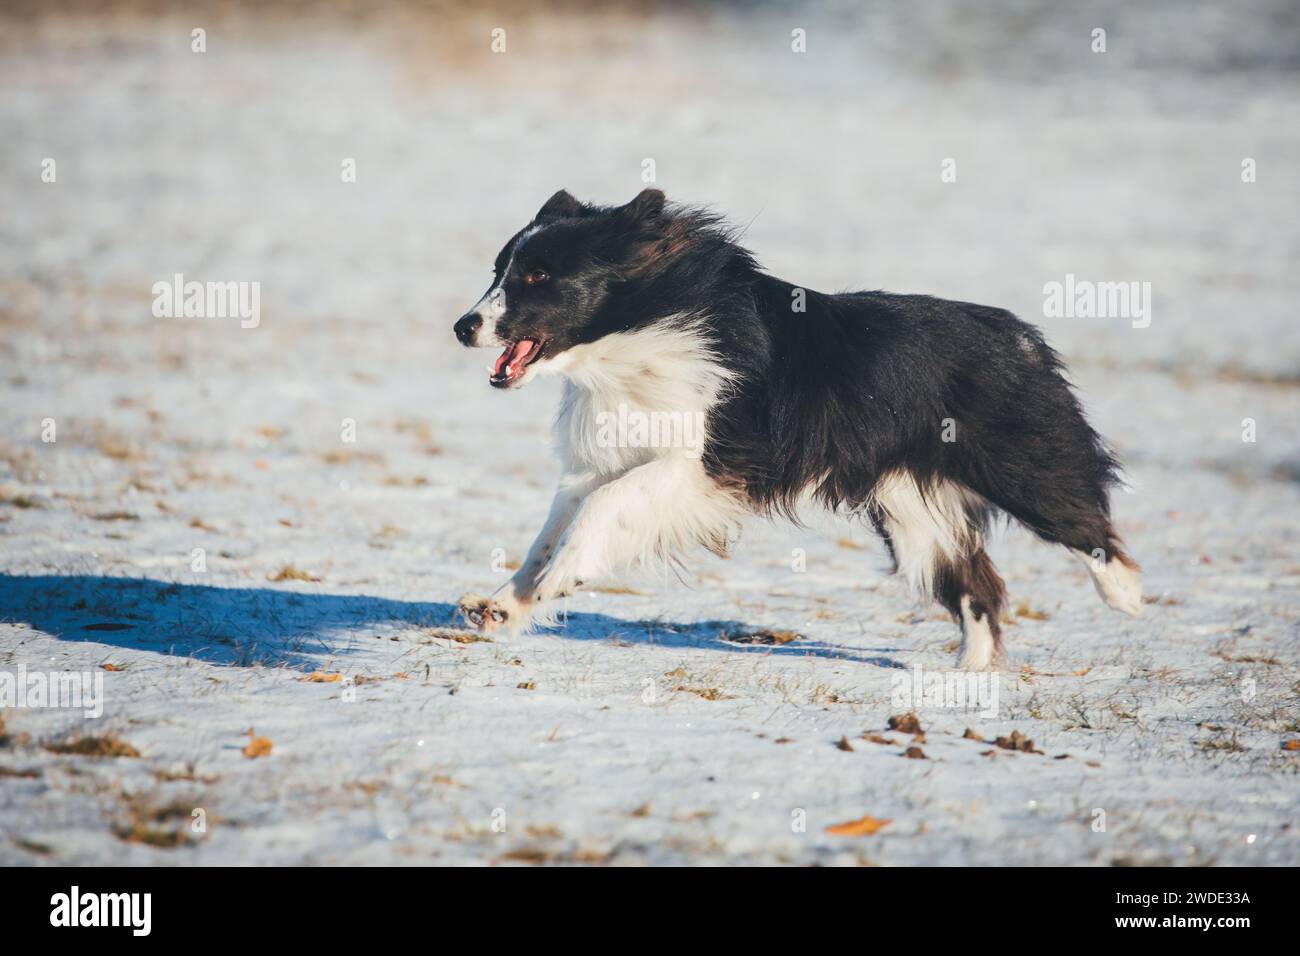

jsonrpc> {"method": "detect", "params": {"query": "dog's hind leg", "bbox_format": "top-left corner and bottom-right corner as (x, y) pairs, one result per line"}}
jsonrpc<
(1072, 543), (1142, 616)
(936, 549), (1008, 670)
(967, 472), (1142, 617)
(870, 470), (1008, 670)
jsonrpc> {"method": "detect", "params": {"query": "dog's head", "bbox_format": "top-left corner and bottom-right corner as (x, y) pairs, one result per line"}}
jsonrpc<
(453, 188), (671, 389)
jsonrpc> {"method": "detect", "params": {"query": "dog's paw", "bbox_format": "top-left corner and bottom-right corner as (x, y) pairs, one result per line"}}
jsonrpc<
(459, 592), (512, 633)
(458, 591), (533, 634)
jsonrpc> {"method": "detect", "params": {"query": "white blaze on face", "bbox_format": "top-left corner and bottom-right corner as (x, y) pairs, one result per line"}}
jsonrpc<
(468, 224), (545, 346)
(467, 286), (507, 343)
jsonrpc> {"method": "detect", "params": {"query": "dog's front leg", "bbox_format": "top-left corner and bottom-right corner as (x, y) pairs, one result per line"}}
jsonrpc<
(458, 473), (605, 634)
(530, 458), (731, 606)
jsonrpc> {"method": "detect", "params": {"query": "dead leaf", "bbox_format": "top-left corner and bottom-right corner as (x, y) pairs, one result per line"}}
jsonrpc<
(1014, 602), (1050, 621)
(242, 730), (273, 759)
(268, 564), (321, 582)
(826, 814), (892, 836)
(302, 672), (342, 683)
(101, 663), (125, 672)
(673, 685), (732, 700)
(994, 730), (1043, 754)
(1282, 739), (1300, 752)
(836, 735), (855, 752)
(903, 745), (928, 760)
(887, 713), (924, 735)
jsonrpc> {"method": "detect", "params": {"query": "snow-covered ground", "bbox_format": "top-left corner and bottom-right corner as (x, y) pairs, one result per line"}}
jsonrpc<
(1, 1), (1297, 865)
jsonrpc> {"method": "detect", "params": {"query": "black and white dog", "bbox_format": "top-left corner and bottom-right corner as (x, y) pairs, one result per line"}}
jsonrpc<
(454, 189), (1140, 669)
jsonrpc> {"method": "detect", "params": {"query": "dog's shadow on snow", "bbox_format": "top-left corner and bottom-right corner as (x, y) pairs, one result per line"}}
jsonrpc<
(0, 574), (904, 670)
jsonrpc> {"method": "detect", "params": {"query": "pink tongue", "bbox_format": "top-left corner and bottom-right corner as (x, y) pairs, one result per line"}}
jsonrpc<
(494, 339), (536, 377)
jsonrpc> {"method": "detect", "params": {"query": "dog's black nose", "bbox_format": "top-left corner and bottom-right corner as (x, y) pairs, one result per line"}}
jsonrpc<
(454, 314), (482, 345)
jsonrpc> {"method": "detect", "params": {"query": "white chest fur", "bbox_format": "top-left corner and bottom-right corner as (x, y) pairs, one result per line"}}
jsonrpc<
(547, 321), (733, 477)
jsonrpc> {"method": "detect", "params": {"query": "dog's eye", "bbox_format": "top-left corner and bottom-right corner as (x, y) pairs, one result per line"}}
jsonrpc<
(524, 269), (550, 285)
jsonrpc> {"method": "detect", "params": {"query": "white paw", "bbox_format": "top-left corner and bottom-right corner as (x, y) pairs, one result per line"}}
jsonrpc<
(458, 591), (530, 634)
(1077, 552), (1143, 617)
(956, 596), (1003, 670)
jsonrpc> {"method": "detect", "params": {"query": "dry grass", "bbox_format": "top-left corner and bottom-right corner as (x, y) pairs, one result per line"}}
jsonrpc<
(154, 765), (218, 784)
(112, 796), (198, 848)
(673, 686), (734, 701)
(0, 493), (44, 509)
(12, 837), (53, 855)
(425, 627), (492, 644)
(1197, 731), (1246, 753)
(43, 734), (140, 758)
(267, 564), (321, 582)
(0, 766), (42, 779)
(89, 510), (138, 521)
(319, 449), (384, 466)
(1014, 602), (1050, 621)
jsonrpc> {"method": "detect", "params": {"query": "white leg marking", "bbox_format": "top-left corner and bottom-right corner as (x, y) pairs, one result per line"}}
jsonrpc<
(460, 474), (604, 634)
(956, 595), (997, 670)
(1073, 550), (1142, 616)
(534, 457), (740, 603)
(871, 471), (980, 595)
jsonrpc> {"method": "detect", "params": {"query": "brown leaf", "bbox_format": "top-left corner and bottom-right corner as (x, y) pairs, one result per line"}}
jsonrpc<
(835, 735), (854, 752)
(242, 731), (273, 759)
(1282, 739), (1300, 752)
(903, 745), (928, 760)
(268, 564), (321, 582)
(826, 814), (892, 836)
(673, 685), (732, 700)
(1014, 602), (1050, 621)
(887, 713), (924, 735)
(994, 730), (1043, 754)
(101, 663), (125, 672)
(301, 672), (342, 683)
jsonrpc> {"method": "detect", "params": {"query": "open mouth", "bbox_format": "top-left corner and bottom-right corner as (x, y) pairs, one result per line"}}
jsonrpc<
(489, 337), (544, 388)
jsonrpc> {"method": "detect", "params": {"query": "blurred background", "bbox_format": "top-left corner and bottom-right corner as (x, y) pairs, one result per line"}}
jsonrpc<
(1, 0), (1298, 581)
(2, 0), (1299, 868)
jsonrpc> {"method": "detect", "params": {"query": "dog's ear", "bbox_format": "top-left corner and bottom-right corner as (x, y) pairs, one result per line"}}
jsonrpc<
(536, 189), (584, 220)
(621, 188), (666, 223)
